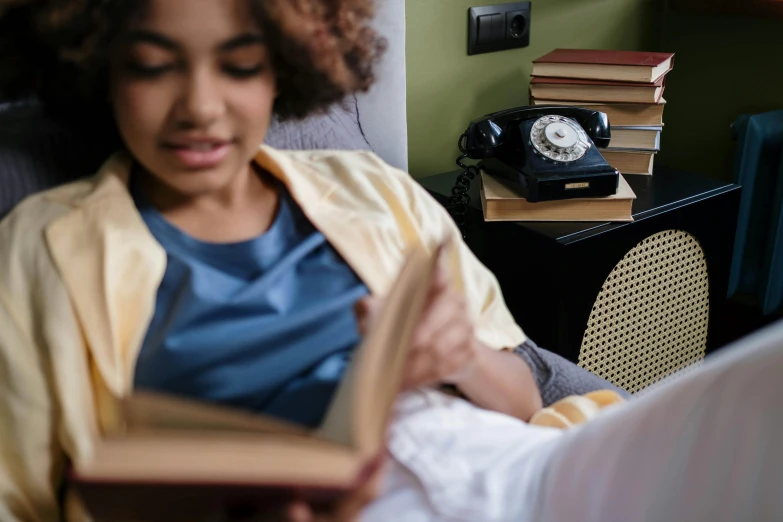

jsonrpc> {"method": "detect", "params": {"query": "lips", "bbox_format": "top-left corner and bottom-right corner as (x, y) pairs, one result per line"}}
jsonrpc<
(163, 139), (234, 169)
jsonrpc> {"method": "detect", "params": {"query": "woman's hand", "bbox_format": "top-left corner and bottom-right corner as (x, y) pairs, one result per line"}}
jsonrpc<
(355, 248), (543, 421)
(250, 457), (386, 522)
(355, 262), (481, 391)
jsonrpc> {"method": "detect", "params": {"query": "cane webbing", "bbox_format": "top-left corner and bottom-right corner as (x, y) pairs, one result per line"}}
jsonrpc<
(578, 230), (709, 393)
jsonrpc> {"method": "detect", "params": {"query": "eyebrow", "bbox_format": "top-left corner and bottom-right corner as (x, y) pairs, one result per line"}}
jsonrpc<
(123, 30), (178, 50)
(218, 33), (265, 52)
(122, 30), (265, 52)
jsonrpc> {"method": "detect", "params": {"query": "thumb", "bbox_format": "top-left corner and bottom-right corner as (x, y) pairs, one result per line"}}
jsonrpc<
(286, 501), (315, 522)
(354, 296), (382, 335)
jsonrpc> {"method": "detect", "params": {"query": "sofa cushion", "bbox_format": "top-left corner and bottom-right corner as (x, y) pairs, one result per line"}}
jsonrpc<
(0, 101), (109, 218)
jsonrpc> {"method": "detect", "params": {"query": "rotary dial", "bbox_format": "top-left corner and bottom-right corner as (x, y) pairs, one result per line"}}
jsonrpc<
(530, 115), (592, 163)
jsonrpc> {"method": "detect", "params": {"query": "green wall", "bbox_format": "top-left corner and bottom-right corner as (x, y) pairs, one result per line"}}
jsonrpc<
(405, 0), (664, 177)
(657, 12), (783, 181)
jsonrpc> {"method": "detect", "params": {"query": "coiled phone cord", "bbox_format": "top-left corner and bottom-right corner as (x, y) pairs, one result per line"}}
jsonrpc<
(447, 132), (479, 239)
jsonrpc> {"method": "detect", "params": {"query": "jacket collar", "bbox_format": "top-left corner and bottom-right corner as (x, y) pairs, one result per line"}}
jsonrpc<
(45, 151), (167, 400)
(44, 146), (386, 404)
(254, 146), (388, 294)
(254, 146), (339, 209)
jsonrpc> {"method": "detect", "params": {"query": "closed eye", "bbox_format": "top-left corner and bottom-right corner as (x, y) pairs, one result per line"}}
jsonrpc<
(223, 64), (265, 78)
(125, 62), (176, 78)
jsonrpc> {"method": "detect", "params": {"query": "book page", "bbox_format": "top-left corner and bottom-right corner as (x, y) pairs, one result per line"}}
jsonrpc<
(77, 433), (359, 486)
(316, 242), (439, 456)
(122, 391), (311, 437)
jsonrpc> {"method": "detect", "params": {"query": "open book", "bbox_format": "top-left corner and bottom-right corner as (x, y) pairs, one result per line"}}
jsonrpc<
(70, 241), (441, 520)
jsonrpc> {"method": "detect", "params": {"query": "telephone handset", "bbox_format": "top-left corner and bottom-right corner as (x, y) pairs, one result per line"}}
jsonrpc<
(448, 106), (618, 235)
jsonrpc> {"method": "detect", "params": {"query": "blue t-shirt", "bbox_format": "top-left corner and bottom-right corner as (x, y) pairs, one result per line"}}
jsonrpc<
(132, 180), (369, 428)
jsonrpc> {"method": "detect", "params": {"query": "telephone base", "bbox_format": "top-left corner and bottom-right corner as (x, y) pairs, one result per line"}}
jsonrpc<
(480, 157), (619, 203)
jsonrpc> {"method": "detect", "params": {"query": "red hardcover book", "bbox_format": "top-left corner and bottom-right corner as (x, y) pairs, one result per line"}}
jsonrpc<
(530, 76), (666, 104)
(532, 49), (674, 83)
(69, 242), (441, 521)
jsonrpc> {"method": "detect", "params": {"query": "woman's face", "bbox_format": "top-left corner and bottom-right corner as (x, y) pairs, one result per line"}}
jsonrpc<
(110, 0), (276, 197)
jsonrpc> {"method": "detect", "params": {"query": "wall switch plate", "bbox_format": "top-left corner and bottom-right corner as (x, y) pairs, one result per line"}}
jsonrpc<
(468, 2), (531, 56)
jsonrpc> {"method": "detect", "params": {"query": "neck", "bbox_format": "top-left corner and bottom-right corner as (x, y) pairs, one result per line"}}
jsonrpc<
(134, 163), (280, 243)
(135, 163), (265, 211)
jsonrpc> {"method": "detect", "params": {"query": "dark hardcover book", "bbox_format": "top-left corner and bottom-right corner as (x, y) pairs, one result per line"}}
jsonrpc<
(532, 48), (674, 83)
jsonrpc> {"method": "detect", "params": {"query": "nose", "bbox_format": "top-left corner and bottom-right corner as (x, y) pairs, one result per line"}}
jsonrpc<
(175, 67), (226, 128)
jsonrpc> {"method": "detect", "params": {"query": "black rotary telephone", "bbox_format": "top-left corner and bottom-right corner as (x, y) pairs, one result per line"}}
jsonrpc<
(448, 106), (617, 235)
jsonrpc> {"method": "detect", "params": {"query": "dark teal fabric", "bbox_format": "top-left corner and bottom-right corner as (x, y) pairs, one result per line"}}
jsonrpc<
(132, 181), (369, 428)
(729, 110), (783, 315)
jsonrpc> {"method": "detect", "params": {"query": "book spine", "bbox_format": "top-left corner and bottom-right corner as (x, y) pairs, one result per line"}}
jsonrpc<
(71, 478), (346, 521)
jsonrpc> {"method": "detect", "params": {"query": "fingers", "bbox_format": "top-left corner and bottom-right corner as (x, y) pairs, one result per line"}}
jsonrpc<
(433, 323), (477, 381)
(400, 254), (479, 390)
(413, 293), (473, 358)
(412, 268), (465, 350)
(403, 347), (438, 390)
(329, 457), (387, 522)
(405, 304), (476, 389)
(355, 239), (452, 340)
(354, 295), (381, 336)
(286, 502), (315, 522)
(405, 321), (475, 388)
(222, 502), (312, 522)
(329, 486), (376, 522)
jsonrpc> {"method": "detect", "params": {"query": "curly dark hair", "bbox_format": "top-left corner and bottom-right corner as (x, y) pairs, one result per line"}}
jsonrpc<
(0, 0), (386, 126)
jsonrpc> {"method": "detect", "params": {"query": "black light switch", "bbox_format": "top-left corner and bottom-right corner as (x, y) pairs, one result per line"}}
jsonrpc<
(476, 14), (497, 45)
(492, 13), (505, 40)
(468, 2), (531, 56)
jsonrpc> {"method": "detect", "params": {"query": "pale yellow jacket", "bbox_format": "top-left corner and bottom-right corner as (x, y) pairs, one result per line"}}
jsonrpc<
(0, 145), (525, 521)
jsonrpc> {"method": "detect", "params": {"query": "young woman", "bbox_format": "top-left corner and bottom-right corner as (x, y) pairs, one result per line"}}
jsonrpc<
(0, 1), (781, 522)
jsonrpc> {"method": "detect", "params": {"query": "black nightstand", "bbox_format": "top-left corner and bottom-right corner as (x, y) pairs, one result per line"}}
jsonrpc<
(419, 167), (741, 389)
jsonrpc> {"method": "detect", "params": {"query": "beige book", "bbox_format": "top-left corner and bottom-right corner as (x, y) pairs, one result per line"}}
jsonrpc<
(530, 78), (664, 104)
(530, 98), (666, 127)
(480, 172), (636, 222)
(606, 126), (661, 151)
(601, 150), (655, 175)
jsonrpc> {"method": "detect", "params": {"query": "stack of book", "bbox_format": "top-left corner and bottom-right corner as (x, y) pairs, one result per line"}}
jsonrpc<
(529, 49), (675, 175)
